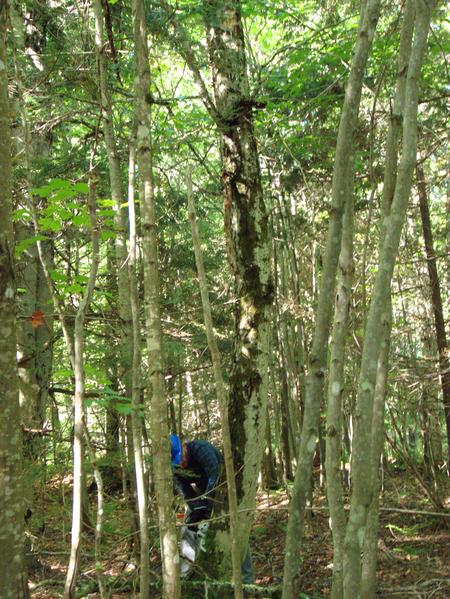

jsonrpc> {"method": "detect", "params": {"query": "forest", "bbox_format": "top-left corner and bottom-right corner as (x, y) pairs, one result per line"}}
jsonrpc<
(0, 0), (449, 598)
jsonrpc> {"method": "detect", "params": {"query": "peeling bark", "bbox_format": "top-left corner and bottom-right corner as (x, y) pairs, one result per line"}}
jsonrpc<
(203, 0), (273, 567)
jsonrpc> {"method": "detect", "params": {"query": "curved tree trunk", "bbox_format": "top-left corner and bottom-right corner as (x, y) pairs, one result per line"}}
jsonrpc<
(343, 2), (438, 595)
(281, 2), (381, 597)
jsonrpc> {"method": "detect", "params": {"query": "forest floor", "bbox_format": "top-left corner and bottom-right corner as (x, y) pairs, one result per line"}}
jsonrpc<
(28, 471), (450, 598)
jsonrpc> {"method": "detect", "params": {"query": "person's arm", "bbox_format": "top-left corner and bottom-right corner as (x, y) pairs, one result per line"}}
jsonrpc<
(174, 475), (196, 500)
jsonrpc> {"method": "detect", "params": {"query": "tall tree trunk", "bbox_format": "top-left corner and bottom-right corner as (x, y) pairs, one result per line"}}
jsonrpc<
(360, 5), (416, 595)
(416, 162), (450, 475)
(281, 2), (381, 597)
(132, 1), (180, 597)
(343, 2), (437, 595)
(159, 0), (272, 571)
(64, 179), (100, 599)
(325, 166), (355, 599)
(92, 0), (133, 491)
(10, 0), (54, 498)
(203, 0), (273, 567)
(186, 169), (244, 599)
(0, 3), (28, 594)
(11, 0), (54, 451)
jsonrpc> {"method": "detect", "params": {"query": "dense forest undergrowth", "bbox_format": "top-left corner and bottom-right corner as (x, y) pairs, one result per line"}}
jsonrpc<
(1, 0), (449, 597)
(27, 471), (450, 599)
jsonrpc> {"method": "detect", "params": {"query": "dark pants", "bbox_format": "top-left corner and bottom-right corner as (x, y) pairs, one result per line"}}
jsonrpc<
(184, 499), (211, 529)
(242, 547), (254, 584)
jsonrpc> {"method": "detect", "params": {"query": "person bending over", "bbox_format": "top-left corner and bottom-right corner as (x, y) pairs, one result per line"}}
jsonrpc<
(170, 433), (255, 583)
(170, 433), (222, 529)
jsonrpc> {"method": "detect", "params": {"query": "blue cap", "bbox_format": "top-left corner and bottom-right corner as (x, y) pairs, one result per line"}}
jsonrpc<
(170, 434), (182, 466)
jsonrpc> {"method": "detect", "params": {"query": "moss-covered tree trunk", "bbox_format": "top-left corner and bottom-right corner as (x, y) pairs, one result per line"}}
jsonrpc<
(0, 3), (28, 595)
(157, 1), (272, 574)
(199, 0), (273, 575)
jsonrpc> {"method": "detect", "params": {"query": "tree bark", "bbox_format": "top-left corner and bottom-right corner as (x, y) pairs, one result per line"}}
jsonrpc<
(186, 168), (244, 599)
(203, 0), (273, 567)
(343, 2), (438, 595)
(0, 3), (28, 594)
(416, 162), (450, 475)
(92, 0), (133, 389)
(92, 0), (133, 491)
(132, 1), (180, 597)
(281, 2), (381, 597)
(158, 0), (273, 572)
(359, 5), (416, 594)
(325, 168), (354, 599)
(360, 307), (391, 599)
(10, 0), (54, 469)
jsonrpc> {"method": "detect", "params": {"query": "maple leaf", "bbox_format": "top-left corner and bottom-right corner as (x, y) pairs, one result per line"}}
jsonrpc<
(31, 310), (45, 328)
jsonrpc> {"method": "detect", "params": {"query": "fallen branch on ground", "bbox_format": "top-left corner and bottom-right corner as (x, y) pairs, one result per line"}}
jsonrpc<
(378, 577), (450, 596)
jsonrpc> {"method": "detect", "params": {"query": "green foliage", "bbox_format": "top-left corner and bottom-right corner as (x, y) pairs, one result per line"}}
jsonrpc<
(10, 4), (449, 575)
(30, 178), (91, 233)
(15, 234), (49, 257)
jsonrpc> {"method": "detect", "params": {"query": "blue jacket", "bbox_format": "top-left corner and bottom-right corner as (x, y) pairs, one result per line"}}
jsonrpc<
(174, 440), (222, 501)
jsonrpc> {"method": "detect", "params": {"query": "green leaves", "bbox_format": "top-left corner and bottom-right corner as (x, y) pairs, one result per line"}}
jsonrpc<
(31, 178), (91, 233)
(33, 178), (72, 198)
(83, 388), (145, 417)
(15, 234), (49, 257)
